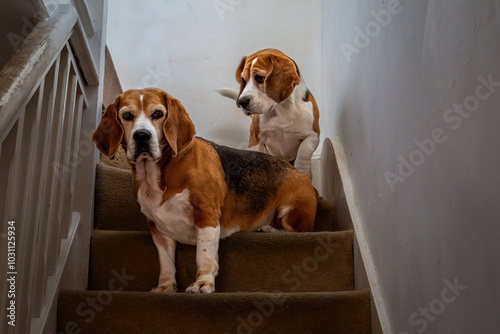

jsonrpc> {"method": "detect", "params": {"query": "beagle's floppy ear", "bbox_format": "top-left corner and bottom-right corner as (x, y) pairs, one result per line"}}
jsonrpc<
(162, 92), (196, 157)
(92, 95), (124, 158)
(235, 56), (247, 107)
(264, 55), (300, 103)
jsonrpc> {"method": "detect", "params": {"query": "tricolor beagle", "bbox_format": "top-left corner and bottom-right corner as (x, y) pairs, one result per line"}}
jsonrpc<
(92, 88), (318, 294)
(217, 48), (320, 180)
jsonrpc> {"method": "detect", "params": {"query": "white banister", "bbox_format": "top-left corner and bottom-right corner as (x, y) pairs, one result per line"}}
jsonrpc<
(16, 82), (47, 334)
(70, 17), (100, 86)
(0, 3), (99, 333)
(71, 0), (96, 37)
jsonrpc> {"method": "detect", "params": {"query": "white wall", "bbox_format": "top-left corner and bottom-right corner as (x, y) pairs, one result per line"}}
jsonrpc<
(107, 0), (323, 151)
(323, 0), (500, 333)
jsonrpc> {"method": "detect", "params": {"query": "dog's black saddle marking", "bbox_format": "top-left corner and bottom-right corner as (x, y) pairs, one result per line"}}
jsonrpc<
(200, 138), (291, 213)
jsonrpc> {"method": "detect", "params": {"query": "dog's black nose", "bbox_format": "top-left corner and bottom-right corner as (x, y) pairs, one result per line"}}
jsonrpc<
(133, 130), (151, 146)
(238, 96), (251, 108)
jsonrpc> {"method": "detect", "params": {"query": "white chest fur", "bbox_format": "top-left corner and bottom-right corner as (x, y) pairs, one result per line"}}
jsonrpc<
(258, 91), (316, 161)
(135, 161), (197, 245)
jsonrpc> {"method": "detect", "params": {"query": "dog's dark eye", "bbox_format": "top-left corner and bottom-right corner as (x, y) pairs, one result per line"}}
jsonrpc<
(152, 110), (163, 119)
(255, 74), (265, 83)
(122, 112), (134, 121)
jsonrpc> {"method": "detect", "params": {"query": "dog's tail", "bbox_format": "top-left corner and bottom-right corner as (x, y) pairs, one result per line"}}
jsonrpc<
(216, 87), (239, 101)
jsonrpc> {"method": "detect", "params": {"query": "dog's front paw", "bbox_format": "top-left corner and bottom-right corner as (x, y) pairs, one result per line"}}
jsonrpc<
(185, 280), (215, 294)
(151, 282), (177, 293)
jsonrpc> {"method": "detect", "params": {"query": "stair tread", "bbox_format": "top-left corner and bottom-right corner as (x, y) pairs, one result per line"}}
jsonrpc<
(94, 163), (148, 231)
(94, 163), (337, 232)
(89, 230), (354, 293)
(58, 289), (371, 334)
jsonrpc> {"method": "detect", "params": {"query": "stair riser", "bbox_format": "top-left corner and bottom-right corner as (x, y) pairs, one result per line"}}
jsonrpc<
(89, 231), (354, 293)
(94, 163), (148, 231)
(58, 291), (371, 334)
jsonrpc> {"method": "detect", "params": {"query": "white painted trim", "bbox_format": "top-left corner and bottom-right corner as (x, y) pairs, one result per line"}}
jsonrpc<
(328, 136), (393, 334)
(30, 212), (81, 334)
(71, 0), (96, 37)
(70, 14), (99, 86)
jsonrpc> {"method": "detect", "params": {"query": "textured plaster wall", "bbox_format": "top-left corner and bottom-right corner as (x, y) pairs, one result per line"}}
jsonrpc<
(322, 0), (500, 332)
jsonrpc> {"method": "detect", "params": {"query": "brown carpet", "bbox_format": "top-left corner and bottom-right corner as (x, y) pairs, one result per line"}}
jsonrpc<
(58, 290), (371, 334)
(89, 230), (354, 293)
(57, 151), (371, 333)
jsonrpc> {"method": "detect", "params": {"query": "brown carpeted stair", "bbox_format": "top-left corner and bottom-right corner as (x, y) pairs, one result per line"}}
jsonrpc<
(57, 155), (372, 333)
(88, 230), (354, 293)
(58, 290), (370, 334)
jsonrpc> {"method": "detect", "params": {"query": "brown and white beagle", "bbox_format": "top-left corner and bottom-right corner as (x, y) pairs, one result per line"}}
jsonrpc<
(217, 48), (320, 179)
(92, 88), (318, 294)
